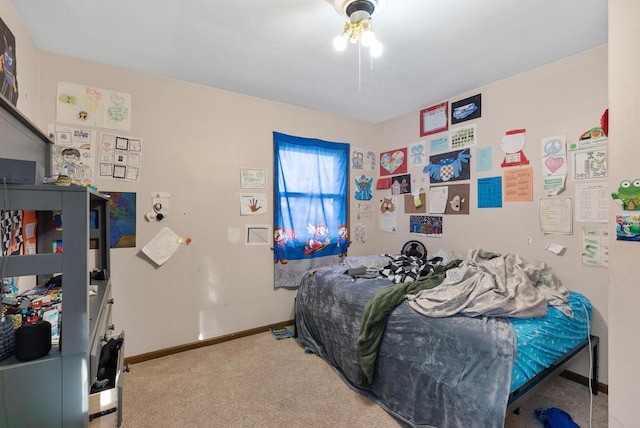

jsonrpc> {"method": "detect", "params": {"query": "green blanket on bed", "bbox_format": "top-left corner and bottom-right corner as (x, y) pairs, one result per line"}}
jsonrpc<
(357, 259), (462, 386)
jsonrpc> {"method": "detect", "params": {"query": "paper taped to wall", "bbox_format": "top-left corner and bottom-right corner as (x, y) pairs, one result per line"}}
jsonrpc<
(141, 227), (181, 266)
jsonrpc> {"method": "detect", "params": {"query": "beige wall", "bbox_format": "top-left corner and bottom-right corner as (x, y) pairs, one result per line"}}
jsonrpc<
(38, 52), (381, 357)
(608, 1), (640, 427)
(375, 45), (609, 384)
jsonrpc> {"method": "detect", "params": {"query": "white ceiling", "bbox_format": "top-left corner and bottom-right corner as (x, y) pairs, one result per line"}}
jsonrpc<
(10, 0), (608, 123)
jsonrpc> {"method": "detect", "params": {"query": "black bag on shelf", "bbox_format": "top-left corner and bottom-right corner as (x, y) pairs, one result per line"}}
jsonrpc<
(91, 337), (123, 393)
(0, 315), (15, 361)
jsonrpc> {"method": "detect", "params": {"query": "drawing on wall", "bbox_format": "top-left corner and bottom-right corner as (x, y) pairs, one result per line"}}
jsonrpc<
(569, 126), (608, 151)
(542, 135), (567, 196)
(353, 223), (367, 245)
(51, 126), (95, 185)
(240, 193), (267, 215)
(56, 81), (132, 131)
(574, 148), (607, 180)
(450, 123), (477, 150)
(390, 174), (411, 195)
(379, 197), (398, 233)
(0, 17), (18, 106)
(99, 132), (142, 182)
(423, 148), (471, 183)
(504, 167), (533, 202)
(351, 147), (364, 170)
(354, 175), (373, 201)
(582, 227), (609, 268)
(420, 102), (448, 137)
(409, 141), (427, 167)
(615, 215), (640, 241)
(355, 201), (373, 221)
(365, 150), (376, 171)
(500, 129), (529, 167)
(611, 179), (640, 211)
(443, 183), (470, 215)
(409, 215), (443, 238)
(451, 94), (481, 124)
(380, 148), (407, 176)
(105, 191), (136, 248)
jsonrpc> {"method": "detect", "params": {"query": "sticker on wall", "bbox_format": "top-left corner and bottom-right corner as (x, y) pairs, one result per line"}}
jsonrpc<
(569, 126), (608, 151)
(390, 174), (411, 195)
(611, 179), (640, 210)
(451, 94), (481, 124)
(354, 175), (373, 200)
(380, 148), (407, 176)
(501, 129), (529, 167)
(423, 148), (471, 183)
(615, 215), (640, 241)
(541, 135), (567, 196)
(409, 215), (443, 238)
(409, 141), (427, 167)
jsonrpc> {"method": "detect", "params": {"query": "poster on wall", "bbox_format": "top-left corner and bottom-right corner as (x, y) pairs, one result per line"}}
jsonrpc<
(98, 132), (142, 182)
(423, 148), (471, 184)
(104, 191), (137, 248)
(354, 175), (373, 201)
(379, 196), (398, 233)
(582, 227), (609, 268)
(409, 141), (427, 168)
(420, 102), (448, 137)
(390, 174), (411, 195)
(478, 176), (503, 208)
(351, 147), (365, 170)
(56, 81), (132, 131)
(451, 94), (481, 124)
(541, 135), (567, 196)
(380, 148), (407, 177)
(50, 126), (96, 185)
(409, 215), (443, 238)
(450, 123), (477, 150)
(0, 17), (18, 105)
(615, 215), (640, 241)
(574, 149), (607, 180)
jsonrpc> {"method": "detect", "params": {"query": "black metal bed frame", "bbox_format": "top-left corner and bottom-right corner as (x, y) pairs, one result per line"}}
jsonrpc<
(506, 335), (599, 414)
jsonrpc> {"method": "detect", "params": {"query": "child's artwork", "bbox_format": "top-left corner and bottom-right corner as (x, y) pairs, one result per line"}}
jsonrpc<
(99, 132), (142, 182)
(569, 127), (608, 151)
(105, 192), (137, 248)
(574, 149), (607, 180)
(541, 135), (567, 196)
(611, 179), (640, 210)
(450, 123), (477, 150)
(423, 148), (471, 183)
(51, 126), (95, 185)
(409, 141), (427, 167)
(451, 94), (481, 124)
(443, 183), (470, 214)
(380, 148), (407, 176)
(478, 176), (503, 208)
(616, 215), (640, 241)
(351, 148), (364, 170)
(57, 81), (132, 131)
(390, 174), (411, 195)
(409, 215), (443, 237)
(354, 175), (373, 201)
(501, 129), (529, 167)
(379, 197), (398, 233)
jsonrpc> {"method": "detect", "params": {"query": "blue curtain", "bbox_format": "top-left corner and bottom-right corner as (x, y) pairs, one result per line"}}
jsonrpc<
(273, 132), (349, 288)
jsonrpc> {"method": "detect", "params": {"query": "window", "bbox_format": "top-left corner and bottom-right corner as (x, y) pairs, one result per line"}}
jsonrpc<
(273, 132), (349, 288)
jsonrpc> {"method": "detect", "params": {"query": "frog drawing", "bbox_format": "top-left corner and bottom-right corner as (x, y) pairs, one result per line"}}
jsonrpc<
(612, 179), (640, 210)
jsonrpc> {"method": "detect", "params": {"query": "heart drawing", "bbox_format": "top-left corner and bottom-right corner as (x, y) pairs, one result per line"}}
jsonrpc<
(545, 156), (565, 173)
(381, 151), (405, 174)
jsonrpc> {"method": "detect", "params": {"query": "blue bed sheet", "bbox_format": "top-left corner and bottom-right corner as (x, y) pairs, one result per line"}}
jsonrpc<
(510, 291), (592, 391)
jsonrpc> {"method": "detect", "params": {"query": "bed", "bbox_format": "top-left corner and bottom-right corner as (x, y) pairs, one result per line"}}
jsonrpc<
(294, 248), (598, 428)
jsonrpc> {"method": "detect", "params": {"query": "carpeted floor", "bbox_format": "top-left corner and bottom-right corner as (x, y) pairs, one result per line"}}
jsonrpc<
(120, 331), (607, 428)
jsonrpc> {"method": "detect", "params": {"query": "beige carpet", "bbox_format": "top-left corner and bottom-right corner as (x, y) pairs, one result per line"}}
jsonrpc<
(121, 331), (607, 428)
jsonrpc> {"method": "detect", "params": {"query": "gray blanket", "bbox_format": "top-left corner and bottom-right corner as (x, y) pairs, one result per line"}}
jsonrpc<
(295, 264), (517, 428)
(407, 248), (572, 318)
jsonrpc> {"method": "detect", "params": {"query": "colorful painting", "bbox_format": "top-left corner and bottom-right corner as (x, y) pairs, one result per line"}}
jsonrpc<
(105, 191), (136, 248)
(380, 147), (408, 177)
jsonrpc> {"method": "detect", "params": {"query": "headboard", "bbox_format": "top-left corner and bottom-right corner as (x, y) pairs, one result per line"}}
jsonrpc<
(0, 94), (52, 179)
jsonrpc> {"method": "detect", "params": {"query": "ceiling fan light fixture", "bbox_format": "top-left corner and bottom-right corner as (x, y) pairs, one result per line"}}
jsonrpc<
(332, 0), (386, 57)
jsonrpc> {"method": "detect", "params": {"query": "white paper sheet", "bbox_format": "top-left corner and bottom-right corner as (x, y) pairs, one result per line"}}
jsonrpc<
(141, 227), (181, 266)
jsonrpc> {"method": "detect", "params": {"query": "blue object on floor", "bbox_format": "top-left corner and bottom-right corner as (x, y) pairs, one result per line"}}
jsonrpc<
(535, 407), (580, 428)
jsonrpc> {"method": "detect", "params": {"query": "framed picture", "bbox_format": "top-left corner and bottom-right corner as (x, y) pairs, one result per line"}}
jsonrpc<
(420, 102), (448, 137)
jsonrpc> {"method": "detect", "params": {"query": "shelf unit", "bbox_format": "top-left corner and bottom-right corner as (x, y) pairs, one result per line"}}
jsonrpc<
(0, 185), (118, 428)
